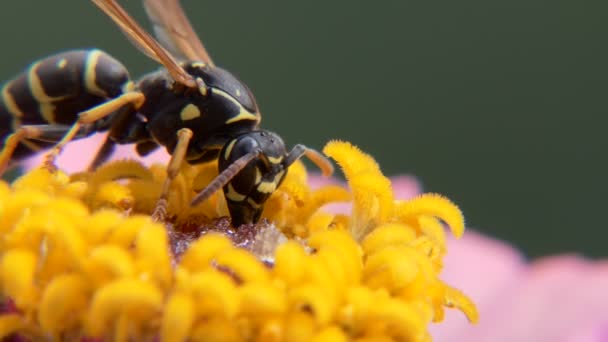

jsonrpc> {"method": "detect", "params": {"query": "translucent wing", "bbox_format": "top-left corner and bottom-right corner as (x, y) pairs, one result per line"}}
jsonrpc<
(143, 0), (214, 66)
(91, 0), (196, 87)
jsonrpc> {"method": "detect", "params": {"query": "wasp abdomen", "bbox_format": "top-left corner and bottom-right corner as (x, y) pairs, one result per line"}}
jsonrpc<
(0, 49), (132, 160)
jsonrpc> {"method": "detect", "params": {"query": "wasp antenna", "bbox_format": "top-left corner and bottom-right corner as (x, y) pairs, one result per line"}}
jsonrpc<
(304, 147), (334, 177)
(285, 144), (334, 177)
(191, 149), (261, 207)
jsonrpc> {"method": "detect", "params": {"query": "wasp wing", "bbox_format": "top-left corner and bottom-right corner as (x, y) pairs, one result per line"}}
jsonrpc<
(91, 0), (196, 87)
(143, 0), (214, 66)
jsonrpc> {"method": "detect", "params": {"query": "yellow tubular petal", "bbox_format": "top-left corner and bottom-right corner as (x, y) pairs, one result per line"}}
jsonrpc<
(0, 181), (9, 219)
(0, 314), (24, 338)
(323, 141), (381, 179)
(276, 177), (310, 206)
(38, 247), (74, 285)
(1, 190), (50, 234)
(45, 197), (90, 218)
(443, 284), (479, 324)
(308, 230), (362, 284)
(239, 283), (287, 317)
(135, 224), (172, 289)
(352, 290), (425, 341)
(295, 186), (352, 230)
(258, 317), (284, 342)
(80, 209), (124, 244)
(311, 325), (348, 342)
(418, 216), (447, 249)
(188, 270), (240, 318)
(308, 230), (361, 264)
(289, 284), (336, 325)
(284, 312), (317, 342)
(351, 173), (393, 217)
(107, 215), (153, 248)
(125, 179), (162, 214)
(169, 171), (190, 211)
(1, 249), (37, 309)
(273, 241), (308, 286)
(303, 256), (341, 302)
(310, 185), (351, 206)
(305, 212), (335, 235)
(191, 161), (219, 192)
(323, 243), (355, 283)
(396, 193), (465, 238)
(115, 312), (130, 342)
(286, 159), (308, 184)
(91, 182), (134, 210)
(374, 300), (426, 340)
(86, 245), (135, 284)
(323, 141), (395, 238)
(39, 274), (89, 335)
(87, 279), (163, 337)
(87, 159), (154, 185)
(60, 180), (88, 198)
(191, 318), (241, 341)
(410, 236), (443, 270)
(363, 247), (419, 291)
(214, 248), (270, 284)
(179, 234), (233, 273)
(342, 286), (373, 335)
(12, 168), (67, 192)
(50, 219), (88, 267)
(0, 181), (10, 199)
(161, 293), (195, 342)
(361, 223), (417, 256)
(314, 248), (351, 291)
(433, 299), (446, 323)
(7, 198), (89, 252)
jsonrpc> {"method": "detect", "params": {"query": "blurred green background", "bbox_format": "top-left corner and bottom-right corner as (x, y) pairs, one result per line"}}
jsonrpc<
(1, 1), (606, 257)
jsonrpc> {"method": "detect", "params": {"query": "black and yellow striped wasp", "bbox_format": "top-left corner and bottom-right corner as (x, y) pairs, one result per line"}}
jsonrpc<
(0, 0), (333, 226)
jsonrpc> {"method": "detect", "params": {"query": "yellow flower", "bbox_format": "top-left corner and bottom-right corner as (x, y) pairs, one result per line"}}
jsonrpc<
(0, 140), (477, 341)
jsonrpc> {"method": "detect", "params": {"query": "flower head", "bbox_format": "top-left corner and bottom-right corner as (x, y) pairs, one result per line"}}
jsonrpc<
(0, 140), (476, 341)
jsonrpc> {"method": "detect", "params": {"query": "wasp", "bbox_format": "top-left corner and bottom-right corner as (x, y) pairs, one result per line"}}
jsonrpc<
(0, 0), (333, 226)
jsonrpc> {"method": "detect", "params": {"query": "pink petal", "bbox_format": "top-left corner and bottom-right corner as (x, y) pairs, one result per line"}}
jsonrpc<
(22, 133), (169, 173)
(389, 174), (422, 200)
(432, 232), (608, 342)
(430, 231), (525, 340)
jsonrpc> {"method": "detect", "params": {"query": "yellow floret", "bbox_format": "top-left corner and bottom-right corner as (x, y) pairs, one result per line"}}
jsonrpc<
(0, 140), (477, 341)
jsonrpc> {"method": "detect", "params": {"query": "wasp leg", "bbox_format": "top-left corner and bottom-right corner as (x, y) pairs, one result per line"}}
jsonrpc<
(0, 124), (93, 175)
(44, 91), (145, 171)
(284, 144), (334, 177)
(88, 136), (117, 171)
(0, 127), (42, 175)
(151, 128), (193, 222)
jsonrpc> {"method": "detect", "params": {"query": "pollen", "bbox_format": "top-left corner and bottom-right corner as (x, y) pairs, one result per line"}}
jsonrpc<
(0, 140), (477, 341)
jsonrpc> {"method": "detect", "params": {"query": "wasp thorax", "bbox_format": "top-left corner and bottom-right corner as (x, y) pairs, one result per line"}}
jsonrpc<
(182, 62), (259, 113)
(137, 62), (263, 164)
